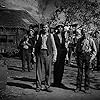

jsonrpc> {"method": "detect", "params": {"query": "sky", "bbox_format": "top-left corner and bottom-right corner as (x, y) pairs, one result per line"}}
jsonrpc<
(0, 0), (100, 22)
(0, 0), (59, 22)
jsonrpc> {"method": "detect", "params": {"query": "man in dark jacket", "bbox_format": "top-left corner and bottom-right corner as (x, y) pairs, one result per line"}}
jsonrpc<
(75, 28), (97, 93)
(19, 28), (34, 72)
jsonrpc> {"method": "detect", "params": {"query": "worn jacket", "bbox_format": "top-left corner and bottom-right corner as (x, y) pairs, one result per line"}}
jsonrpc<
(35, 33), (57, 60)
(76, 36), (97, 61)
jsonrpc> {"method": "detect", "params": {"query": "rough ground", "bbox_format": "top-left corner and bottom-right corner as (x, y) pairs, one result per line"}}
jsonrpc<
(0, 57), (100, 100)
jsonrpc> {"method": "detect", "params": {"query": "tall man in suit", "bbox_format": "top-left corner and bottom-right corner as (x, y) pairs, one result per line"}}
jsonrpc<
(35, 24), (57, 92)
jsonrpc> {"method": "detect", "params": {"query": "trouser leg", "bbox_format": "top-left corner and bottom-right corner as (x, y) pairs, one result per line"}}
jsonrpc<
(54, 61), (64, 85)
(68, 47), (72, 62)
(84, 61), (90, 89)
(22, 50), (26, 71)
(54, 61), (59, 84)
(97, 52), (100, 70)
(44, 55), (52, 88)
(76, 58), (83, 89)
(26, 51), (31, 71)
(36, 54), (43, 88)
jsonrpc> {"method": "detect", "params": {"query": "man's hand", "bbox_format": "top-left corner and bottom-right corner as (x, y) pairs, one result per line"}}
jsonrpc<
(89, 59), (92, 64)
(52, 58), (56, 64)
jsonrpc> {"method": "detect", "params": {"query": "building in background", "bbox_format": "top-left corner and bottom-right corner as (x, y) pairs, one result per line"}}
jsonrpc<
(0, 7), (38, 56)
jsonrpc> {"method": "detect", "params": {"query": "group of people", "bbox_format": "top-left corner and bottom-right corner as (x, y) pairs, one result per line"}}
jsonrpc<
(18, 22), (100, 93)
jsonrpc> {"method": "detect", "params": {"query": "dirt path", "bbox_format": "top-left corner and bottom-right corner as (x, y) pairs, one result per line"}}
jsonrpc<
(0, 58), (100, 100)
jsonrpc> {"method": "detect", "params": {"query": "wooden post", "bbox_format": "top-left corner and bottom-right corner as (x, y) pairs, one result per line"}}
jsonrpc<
(0, 57), (8, 91)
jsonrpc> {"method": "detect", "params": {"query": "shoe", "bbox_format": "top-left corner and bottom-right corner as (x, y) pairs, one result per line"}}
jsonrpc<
(52, 82), (63, 87)
(28, 69), (30, 72)
(66, 60), (68, 64)
(52, 83), (59, 87)
(30, 67), (33, 70)
(22, 69), (25, 72)
(84, 87), (89, 90)
(36, 88), (41, 92)
(84, 87), (90, 93)
(84, 89), (90, 94)
(75, 88), (81, 93)
(45, 87), (53, 92)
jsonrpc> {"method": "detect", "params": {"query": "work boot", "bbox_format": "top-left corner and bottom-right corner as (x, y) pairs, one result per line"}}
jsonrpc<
(75, 87), (81, 93)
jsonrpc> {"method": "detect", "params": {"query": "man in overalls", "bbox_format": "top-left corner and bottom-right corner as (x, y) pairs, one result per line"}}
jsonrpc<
(75, 28), (97, 93)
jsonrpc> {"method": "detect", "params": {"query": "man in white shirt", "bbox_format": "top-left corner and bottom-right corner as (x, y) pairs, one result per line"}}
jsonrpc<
(35, 24), (57, 92)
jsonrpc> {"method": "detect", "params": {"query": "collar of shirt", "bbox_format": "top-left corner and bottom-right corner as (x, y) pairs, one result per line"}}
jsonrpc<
(41, 32), (49, 37)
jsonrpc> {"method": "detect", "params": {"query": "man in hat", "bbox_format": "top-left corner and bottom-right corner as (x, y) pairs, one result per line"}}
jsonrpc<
(75, 28), (97, 93)
(53, 23), (67, 87)
(19, 26), (35, 72)
(68, 23), (79, 66)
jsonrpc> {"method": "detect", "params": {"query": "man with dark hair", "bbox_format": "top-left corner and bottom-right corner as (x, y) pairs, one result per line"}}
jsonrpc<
(35, 24), (57, 92)
(68, 23), (78, 66)
(53, 24), (67, 87)
(92, 30), (100, 71)
(19, 30), (34, 72)
(75, 28), (97, 93)
(30, 24), (39, 65)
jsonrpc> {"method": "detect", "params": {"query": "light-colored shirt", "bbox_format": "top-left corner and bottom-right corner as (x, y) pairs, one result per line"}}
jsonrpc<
(41, 34), (48, 50)
(40, 33), (57, 61)
(82, 37), (97, 61)
(51, 34), (57, 61)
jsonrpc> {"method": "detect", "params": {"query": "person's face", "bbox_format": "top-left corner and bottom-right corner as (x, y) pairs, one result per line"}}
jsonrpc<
(58, 26), (63, 32)
(43, 25), (49, 33)
(72, 27), (76, 31)
(29, 29), (34, 37)
(33, 27), (38, 32)
(84, 32), (89, 38)
(82, 29), (89, 38)
(51, 28), (54, 33)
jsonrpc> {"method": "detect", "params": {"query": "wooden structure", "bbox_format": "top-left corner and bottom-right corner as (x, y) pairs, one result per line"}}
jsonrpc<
(0, 7), (38, 55)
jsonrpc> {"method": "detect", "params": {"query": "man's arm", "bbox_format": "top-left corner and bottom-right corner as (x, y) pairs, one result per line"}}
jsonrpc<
(50, 34), (57, 62)
(90, 39), (97, 63)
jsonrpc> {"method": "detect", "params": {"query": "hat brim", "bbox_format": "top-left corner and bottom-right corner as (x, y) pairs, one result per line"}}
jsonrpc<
(56, 24), (64, 28)
(71, 24), (78, 27)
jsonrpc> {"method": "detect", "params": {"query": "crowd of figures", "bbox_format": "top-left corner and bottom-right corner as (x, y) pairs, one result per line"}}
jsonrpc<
(18, 22), (100, 93)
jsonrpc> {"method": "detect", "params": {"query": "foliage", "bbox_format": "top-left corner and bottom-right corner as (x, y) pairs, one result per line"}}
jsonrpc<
(49, 0), (100, 30)
(5, 47), (19, 57)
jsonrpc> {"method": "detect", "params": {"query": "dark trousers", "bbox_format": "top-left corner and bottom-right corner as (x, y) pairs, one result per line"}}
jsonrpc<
(36, 50), (52, 88)
(97, 52), (100, 70)
(21, 49), (32, 71)
(54, 61), (65, 85)
(76, 53), (91, 89)
(68, 45), (74, 62)
(54, 50), (66, 85)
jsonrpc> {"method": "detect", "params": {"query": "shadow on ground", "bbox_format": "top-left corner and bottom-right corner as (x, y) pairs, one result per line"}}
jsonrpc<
(7, 76), (36, 90)
(8, 67), (22, 72)
(10, 77), (36, 83)
(7, 82), (36, 90)
(51, 83), (75, 91)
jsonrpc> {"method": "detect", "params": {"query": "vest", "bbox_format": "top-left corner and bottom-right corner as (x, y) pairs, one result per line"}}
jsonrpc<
(76, 37), (93, 54)
(35, 33), (53, 55)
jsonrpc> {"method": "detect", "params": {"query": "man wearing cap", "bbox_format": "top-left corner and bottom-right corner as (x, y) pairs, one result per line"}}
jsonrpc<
(68, 23), (79, 65)
(75, 28), (97, 93)
(53, 23), (67, 87)
(19, 26), (35, 72)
